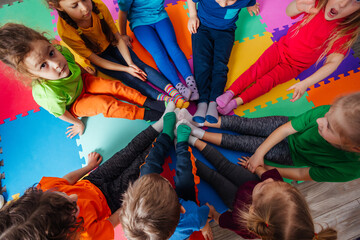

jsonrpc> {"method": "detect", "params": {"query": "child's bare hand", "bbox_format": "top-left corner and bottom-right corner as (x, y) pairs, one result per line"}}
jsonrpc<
(87, 152), (103, 169)
(84, 66), (97, 75)
(66, 122), (85, 139)
(188, 16), (200, 34)
(119, 34), (133, 48)
(247, 3), (260, 16)
(127, 65), (147, 81)
(295, 0), (319, 14)
(200, 221), (213, 240)
(239, 154), (264, 173)
(206, 203), (220, 223)
(287, 81), (307, 102)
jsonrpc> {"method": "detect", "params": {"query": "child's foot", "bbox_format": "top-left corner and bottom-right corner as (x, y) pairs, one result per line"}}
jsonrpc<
(152, 101), (176, 132)
(176, 124), (192, 143)
(175, 82), (191, 101)
(205, 101), (218, 124)
(163, 112), (176, 140)
(176, 119), (205, 139)
(185, 76), (199, 101)
(188, 134), (198, 146)
(216, 90), (234, 108)
(217, 99), (237, 115)
(157, 93), (172, 103)
(143, 98), (166, 112)
(193, 102), (207, 123)
(177, 108), (204, 127)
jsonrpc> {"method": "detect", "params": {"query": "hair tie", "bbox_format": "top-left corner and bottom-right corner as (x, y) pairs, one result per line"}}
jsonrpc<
(314, 233), (318, 240)
(76, 28), (83, 35)
(265, 222), (269, 227)
(97, 12), (103, 19)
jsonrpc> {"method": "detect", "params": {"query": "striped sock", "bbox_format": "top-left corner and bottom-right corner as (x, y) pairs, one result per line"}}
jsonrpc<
(165, 84), (186, 108)
(157, 93), (172, 103)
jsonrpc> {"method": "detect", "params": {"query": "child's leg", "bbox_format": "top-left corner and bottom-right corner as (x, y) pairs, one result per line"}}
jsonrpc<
(140, 112), (176, 176)
(195, 160), (238, 209)
(192, 25), (214, 103)
(133, 24), (191, 101)
(154, 18), (199, 100)
(174, 124), (197, 202)
(93, 46), (164, 101)
(238, 63), (302, 104)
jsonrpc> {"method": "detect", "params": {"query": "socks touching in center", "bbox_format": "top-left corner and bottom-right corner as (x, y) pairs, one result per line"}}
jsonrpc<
(177, 119), (205, 139)
(176, 124), (191, 143)
(163, 112), (176, 140)
(193, 102), (207, 123)
(185, 75), (199, 101)
(143, 98), (166, 113)
(177, 108), (204, 127)
(175, 82), (191, 101)
(165, 84), (188, 108)
(205, 101), (218, 124)
(156, 93), (172, 103)
(152, 102), (176, 132)
(216, 90), (234, 108)
(217, 99), (237, 115)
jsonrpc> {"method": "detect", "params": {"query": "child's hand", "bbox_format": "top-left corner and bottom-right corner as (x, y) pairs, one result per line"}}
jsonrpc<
(247, 2), (260, 16)
(238, 155), (264, 173)
(287, 81), (307, 102)
(119, 34), (133, 49)
(295, 0), (319, 14)
(84, 66), (97, 76)
(66, 122), (85, 139)
(127, 65), (147, 81)
(87, 152), (103, 169)
(206, 203), (220, 223)
(200, 220), (213, 240)
(188, 16), (200, 34)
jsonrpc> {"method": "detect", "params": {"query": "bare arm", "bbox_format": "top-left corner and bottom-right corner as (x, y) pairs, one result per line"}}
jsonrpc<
(247, 121), (298, 172)
(187, 0), (199, 34)
(288, 53), (345, 102)
(118, 10), (133, 48)
(286, 0), (319, 17)
(58, 110), (85, 138)
(63, 152), (103, 184)
(107, 208), (121, 227)
(264, 165), (312, 181)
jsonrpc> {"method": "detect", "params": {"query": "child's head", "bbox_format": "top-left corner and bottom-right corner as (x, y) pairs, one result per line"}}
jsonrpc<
(239, 179), (337, 240)
(316, 92), (360, 152)
(119, 173), (181, 240)
(45, 0), (116, 53)
(0, 187), (83, 240)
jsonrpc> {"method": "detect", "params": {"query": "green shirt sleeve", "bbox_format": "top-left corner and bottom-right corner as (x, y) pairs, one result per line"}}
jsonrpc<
(290, 105), (331, 132)
(309, 165), (360, 182)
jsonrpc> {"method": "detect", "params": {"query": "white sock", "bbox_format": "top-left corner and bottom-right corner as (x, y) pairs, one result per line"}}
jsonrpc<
(188, 135), (198, 146)
(178, 108), (204, 127)
(176, 119), (205, 139)
(152, 101), (176, 132)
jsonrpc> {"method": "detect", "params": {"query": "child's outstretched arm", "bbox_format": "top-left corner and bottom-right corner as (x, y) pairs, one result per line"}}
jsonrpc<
(286, 0), (319, 17)
(247, 2), (260, 16)
(287, 53), (345, 102)
(62, 152), (103, 185)
(246, 122), (297, 173)
(265, 166), (312, 181)
(118, 10), (133, 48)
(58, 110), (85, 138)
(187, 0), (200, 34)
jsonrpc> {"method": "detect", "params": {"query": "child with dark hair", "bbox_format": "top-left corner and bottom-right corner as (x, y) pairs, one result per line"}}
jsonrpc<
(45, 0), (188, 108)
(0, 103), (176, 240)
(0, 23), (164, 138)
(120, 112), (213, 240)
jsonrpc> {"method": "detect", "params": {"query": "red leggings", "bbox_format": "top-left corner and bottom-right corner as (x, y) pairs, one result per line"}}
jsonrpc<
(70, 73), (147, 120)
(229, 42), (303, 104)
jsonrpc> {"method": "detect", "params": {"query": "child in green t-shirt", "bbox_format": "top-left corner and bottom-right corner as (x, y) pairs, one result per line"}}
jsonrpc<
(0, 23), (166, 138)
(175, 92), (360, 182)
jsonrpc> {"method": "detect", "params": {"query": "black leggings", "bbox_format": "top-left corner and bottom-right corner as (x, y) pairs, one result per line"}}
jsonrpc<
(219, 115), (293, 166)
(84, 126), (159, 213)
(196, 144), (259, 209)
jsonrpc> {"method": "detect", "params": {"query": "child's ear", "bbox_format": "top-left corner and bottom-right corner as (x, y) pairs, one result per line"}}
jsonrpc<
(48, 2), (63, 11)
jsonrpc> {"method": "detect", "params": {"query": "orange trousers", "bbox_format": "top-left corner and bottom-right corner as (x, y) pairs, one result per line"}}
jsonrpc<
(70, 73), (147, 120)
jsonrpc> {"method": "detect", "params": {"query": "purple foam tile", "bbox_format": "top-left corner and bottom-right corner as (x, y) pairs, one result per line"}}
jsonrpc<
(165, 0), (179, 6)
(296, 49), (360, 86)
(270, 25), (291, 42)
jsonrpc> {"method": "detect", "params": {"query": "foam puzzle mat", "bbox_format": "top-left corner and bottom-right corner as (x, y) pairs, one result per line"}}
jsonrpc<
(1, 0), (360, 239)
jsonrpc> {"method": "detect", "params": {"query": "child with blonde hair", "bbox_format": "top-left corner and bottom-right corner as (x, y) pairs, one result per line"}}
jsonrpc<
(46, 0), (188, 108)
(0, 23), (164, 138)
(177, 91), (360, 182)
(216, 0), (360, 114)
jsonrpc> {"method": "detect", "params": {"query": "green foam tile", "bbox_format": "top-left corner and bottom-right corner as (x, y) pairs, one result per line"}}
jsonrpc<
(234, 8), (267, 43)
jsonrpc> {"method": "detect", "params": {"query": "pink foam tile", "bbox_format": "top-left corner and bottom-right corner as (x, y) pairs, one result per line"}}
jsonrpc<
(0, 62), (40, 124)
(257, 0), (302, 32)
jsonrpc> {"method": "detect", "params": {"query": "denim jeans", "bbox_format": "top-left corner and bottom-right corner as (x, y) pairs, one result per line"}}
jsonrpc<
(134, 17), (193, 86)
(192, 24), (235, 103)
(94, 45), (171, 100)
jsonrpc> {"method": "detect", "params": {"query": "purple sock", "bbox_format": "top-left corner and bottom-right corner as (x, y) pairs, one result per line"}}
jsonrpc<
(216, 90), (234, 108)
(217, 99), (237, 115)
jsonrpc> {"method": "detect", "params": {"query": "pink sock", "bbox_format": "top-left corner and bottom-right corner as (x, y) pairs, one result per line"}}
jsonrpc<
(216, 90), (234, 108)
(217, 99), (237, 115)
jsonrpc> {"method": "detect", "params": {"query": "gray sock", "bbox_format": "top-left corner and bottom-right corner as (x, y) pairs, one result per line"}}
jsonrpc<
(205, 101), (219, 124)
(175, 82), (191, 101)
(193, 102), (207, 123)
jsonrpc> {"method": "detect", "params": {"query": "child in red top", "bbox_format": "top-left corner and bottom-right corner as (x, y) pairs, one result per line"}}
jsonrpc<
(216, 0), (360, 115)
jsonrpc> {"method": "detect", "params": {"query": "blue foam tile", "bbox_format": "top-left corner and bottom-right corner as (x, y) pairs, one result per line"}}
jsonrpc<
(0, 108), (82, 200)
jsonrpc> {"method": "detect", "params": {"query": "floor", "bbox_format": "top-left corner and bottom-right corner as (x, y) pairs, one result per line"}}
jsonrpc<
(209, 40), (360, 240)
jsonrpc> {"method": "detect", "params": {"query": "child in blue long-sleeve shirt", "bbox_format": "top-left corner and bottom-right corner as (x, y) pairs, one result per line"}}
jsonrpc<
(187, 0), (259, 124)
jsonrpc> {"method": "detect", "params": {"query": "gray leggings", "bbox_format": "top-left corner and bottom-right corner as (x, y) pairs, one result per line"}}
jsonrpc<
(219, 115), (293, 166)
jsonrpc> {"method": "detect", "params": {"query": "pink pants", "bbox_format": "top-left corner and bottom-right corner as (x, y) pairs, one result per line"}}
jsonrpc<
(229, 42), (303, 104)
